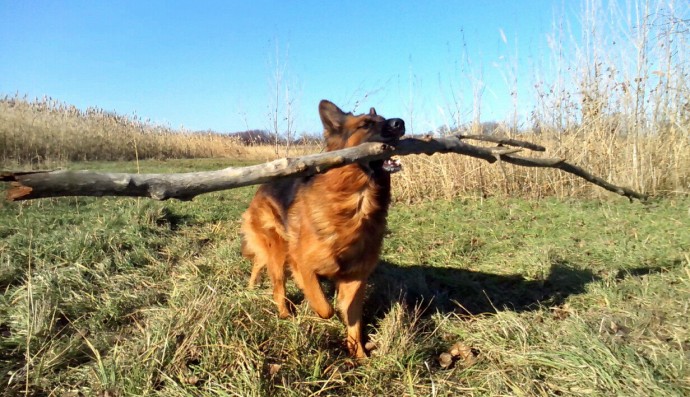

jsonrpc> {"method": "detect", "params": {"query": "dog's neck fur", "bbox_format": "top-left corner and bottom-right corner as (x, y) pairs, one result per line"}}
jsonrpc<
(359, 160), (385, 178)
(339, 161), (390, 208)
(327, 162), (391, 228)
(311, 163), (390, 272)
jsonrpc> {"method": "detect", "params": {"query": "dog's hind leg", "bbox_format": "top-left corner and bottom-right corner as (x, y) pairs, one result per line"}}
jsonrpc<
(293, 269), (334, 319)
(265, 236), (290, 319)
(336, 278), (368, 358)
(242, 233), (269, 289)
(244, 225), (290, 318)
(248, 262), (265, 289)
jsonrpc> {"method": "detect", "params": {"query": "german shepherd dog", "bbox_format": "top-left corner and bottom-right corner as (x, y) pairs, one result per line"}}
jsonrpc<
(241, 100), (405, 358)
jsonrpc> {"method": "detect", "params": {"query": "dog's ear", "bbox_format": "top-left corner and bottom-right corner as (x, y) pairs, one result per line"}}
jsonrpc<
(319, 100), (346, 133)
(369, 107), (377, 116)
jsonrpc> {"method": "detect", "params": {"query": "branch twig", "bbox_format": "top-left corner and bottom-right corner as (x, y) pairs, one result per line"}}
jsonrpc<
(455, 134), (546, 151)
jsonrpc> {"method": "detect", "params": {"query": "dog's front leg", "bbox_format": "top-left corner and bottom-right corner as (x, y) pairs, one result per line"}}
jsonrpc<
(336, 278), (368, 358)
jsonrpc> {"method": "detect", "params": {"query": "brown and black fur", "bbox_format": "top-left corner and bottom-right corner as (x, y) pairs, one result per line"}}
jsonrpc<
(241, 100), (405, 358)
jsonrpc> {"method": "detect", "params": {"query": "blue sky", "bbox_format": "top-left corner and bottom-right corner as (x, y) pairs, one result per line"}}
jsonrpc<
(2, 1), (585, 134)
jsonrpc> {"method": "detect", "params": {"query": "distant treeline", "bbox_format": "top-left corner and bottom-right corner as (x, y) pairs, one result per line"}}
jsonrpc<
(229, 129), (321, 145)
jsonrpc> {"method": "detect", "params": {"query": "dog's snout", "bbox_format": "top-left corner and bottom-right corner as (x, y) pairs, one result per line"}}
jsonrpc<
(387, 118), (404, 131)
(385, 118), (405, 138)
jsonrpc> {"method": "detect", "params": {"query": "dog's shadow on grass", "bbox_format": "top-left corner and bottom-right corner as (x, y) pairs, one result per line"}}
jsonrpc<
(365, 260), (599, 319)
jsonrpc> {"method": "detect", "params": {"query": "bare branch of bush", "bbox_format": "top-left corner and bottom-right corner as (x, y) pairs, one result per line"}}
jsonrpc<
(1, 136), (646, 202)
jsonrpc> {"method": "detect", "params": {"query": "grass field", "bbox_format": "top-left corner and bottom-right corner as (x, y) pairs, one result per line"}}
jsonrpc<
(1, 159), (688, 396)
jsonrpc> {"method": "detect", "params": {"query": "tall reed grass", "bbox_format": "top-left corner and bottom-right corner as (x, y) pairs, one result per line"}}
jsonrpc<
(0, 95), (323, 168)
(393, 127), (689, 201)
(0, 94), (249, 166)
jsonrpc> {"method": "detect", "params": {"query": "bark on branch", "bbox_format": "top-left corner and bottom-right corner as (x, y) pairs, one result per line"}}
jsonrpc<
(1, 136), (647, 202)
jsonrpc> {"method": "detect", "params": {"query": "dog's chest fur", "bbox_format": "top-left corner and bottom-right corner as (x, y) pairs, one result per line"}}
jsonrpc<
(287, 163), (391, 276)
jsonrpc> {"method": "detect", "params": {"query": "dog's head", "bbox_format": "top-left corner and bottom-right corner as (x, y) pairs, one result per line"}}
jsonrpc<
(319, 100), (405, 152)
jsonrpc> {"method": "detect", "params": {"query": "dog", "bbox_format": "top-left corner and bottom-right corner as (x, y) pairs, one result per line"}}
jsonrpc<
(240, 100), (405, 358)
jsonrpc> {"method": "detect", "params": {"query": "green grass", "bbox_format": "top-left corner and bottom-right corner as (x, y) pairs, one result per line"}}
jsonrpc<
(1, 159), (689, 396)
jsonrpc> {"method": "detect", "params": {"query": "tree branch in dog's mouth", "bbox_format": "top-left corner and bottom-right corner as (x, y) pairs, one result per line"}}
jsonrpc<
(2, 135), (646, 202)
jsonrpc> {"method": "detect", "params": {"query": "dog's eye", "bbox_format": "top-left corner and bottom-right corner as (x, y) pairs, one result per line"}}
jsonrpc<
(360, 120), (373, 128)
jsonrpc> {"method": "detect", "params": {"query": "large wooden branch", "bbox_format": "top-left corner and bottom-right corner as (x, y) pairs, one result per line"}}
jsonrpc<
(1, 136), (647, 202)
